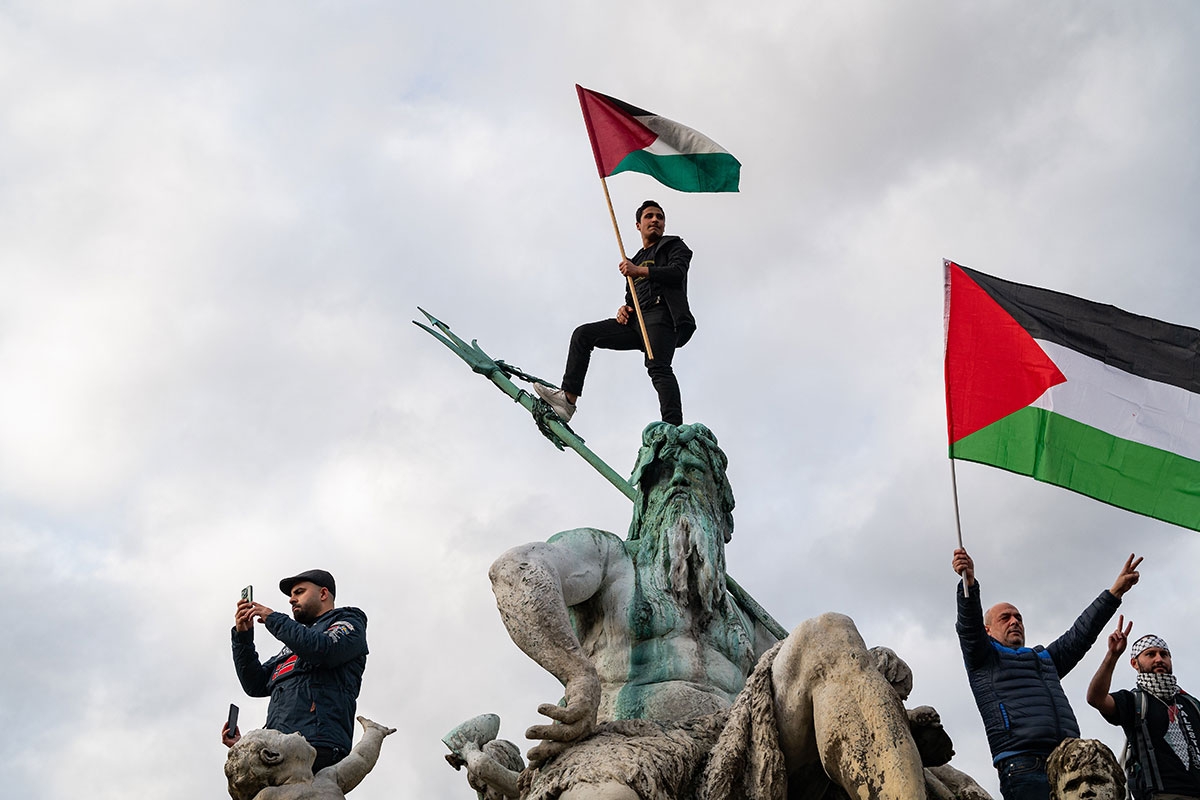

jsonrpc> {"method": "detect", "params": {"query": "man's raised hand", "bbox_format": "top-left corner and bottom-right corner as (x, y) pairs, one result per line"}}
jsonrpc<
(1106, 614), (1132, 657)
(1110, 553), (1143, 598)
(952, 547), (975, 587)
(237, 601), (275, 626)
(235, 599), (256, 632)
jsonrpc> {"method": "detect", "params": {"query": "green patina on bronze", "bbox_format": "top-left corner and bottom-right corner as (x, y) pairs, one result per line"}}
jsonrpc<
(415, 308), (637, 501)
(615, 424), (762, 717)
(416, 309), (789, 646)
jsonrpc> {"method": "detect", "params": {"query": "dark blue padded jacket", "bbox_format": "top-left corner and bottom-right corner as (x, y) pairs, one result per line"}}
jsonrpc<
(956, 580), (1119, 762)
(231, 606), (368, 752)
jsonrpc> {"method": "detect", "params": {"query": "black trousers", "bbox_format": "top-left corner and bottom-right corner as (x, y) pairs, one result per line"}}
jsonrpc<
(562, 307), (682, 425)
(313, 746), (346, 773)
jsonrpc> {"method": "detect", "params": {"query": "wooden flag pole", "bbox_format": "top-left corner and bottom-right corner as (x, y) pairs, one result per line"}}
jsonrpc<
(950, 457), (968, 597)
(599, 176), (655, 360)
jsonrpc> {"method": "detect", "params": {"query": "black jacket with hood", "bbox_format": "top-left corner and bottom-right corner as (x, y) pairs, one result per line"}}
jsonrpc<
(624, 234), (696, 346)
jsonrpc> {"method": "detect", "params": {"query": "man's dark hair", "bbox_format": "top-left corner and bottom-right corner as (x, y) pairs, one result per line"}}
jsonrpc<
(636, 200), (664, 224)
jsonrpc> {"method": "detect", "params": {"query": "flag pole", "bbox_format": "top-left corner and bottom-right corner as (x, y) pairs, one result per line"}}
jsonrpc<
(950, 457), (968, 597)
(599, 176), (655, 360)
(945, 257), (967, 596)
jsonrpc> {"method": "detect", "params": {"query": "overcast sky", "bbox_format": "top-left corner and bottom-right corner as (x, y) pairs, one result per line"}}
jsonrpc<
(3, 2), (1200, 798)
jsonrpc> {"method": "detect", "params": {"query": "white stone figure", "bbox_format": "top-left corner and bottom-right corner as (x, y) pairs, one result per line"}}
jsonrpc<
(225, 716), (394, 800)
(444, 713), (525, 800)
(481, 423), (984, 800)
(1046, 739), (1125, 800)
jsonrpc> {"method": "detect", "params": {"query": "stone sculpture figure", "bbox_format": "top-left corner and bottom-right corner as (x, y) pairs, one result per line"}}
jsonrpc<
(1045, 739), (1125, 800)
(225, 716), (395, 800)
(444, 713), (527, 800)
(479, 422), (981, 800)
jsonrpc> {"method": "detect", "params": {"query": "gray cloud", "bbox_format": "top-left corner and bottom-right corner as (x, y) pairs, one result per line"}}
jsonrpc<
(3, 2), (1199, 798)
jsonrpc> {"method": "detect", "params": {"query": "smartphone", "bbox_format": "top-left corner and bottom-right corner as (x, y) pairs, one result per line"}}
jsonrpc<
(241, 585), (253, 603)
(226, 703), (239, 736)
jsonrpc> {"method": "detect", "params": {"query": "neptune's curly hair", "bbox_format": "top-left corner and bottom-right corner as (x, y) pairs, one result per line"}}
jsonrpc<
(627, 422), (735, 541)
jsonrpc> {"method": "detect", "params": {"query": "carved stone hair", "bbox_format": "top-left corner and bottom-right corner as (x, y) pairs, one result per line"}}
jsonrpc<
(627, 422), (735, 541)
(1046, 738), (1125, 800)
(224, 729), (316, 800)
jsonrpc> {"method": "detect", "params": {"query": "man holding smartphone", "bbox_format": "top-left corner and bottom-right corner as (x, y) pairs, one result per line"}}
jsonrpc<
(224, 569), (368, 772)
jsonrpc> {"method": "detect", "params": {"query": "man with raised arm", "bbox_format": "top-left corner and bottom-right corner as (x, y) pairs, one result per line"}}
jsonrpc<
(535, 200), (695, 426)
(488, 422), (938, 800)
(1087, 621), (1200, 799)
(225, 569), (369, 773)
(952, 548), (1142, 800)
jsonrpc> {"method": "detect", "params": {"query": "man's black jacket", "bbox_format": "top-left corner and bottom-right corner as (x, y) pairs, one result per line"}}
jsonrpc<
(624, 235), (696, 345)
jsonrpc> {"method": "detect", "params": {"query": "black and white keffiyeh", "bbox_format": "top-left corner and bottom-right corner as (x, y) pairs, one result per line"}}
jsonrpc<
(1132, 634), (1170, 659)
(1137, 670), (1181, 701)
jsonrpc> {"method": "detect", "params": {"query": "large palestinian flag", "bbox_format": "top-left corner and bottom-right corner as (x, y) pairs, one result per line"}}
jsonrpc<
(944, 259), (1200, 531)
(576, 85), (740, 193)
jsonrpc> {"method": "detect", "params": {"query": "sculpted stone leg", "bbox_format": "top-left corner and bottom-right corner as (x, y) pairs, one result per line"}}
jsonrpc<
(772, 613), (927, 800)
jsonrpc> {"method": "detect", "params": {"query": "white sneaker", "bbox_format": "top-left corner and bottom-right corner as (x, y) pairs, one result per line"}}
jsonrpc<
(534, 384), (576, 423)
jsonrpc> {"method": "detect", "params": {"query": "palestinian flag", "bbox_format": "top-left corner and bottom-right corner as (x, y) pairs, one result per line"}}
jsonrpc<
(576, 85), (740, 193)
(944, 259), (1200, 532)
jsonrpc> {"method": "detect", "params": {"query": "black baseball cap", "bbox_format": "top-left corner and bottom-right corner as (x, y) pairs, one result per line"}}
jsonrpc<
(279, 569), (336, 597)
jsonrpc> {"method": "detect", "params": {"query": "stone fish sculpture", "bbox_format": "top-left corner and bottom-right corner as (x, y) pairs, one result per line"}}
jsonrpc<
(444, 714), (526, 800)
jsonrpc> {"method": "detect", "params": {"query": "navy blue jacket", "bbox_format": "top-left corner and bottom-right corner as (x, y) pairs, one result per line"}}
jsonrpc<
(231, 606), (368, 752)
(956, 580), (1119, 762)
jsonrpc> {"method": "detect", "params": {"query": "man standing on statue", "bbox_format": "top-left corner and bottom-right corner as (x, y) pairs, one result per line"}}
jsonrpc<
(223, 568), (369, 773)
(953, 547), (1142, 800)
(535, 200), (695, 426)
